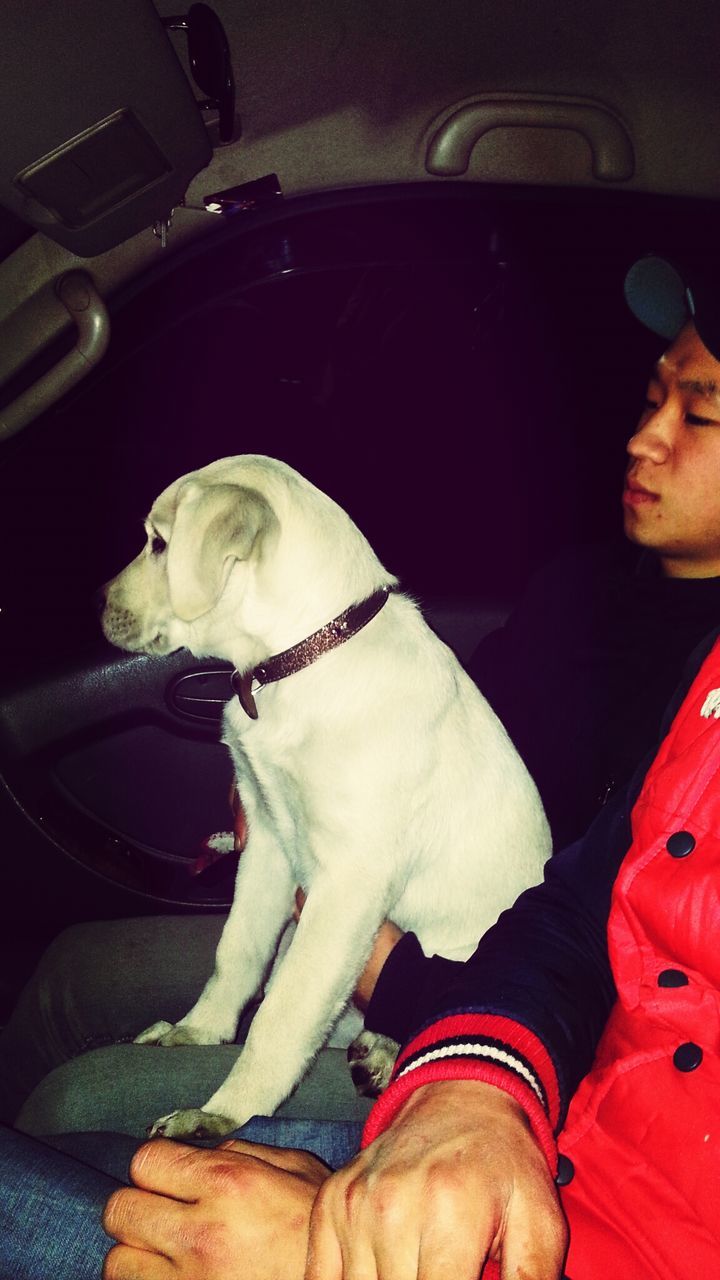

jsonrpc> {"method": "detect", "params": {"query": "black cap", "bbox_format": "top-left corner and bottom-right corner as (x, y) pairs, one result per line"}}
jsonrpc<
(624, 255), (720, 362)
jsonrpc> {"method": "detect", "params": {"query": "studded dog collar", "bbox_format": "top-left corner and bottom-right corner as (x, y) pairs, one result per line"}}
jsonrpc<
(231, 587), (392, 719)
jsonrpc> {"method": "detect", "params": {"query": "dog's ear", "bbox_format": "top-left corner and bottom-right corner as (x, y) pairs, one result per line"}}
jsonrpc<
(167, 482), (276, 621)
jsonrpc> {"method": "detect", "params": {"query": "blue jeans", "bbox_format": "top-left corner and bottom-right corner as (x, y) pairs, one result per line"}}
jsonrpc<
(0, 1118), (363, 1280)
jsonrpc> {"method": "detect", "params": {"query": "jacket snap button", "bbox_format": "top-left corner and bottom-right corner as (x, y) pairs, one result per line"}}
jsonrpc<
(666, 830), (695, 858)
(658, 969), (689, 988)
(673, 1042), (703, 1072)
(555, 1154), (575, 1186)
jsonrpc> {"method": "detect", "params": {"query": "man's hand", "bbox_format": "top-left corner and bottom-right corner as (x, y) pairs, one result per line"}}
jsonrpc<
(102, 1088), (567, 1279)
(102, 1137), (329, 1280)
(308, 1080), (568, 1280)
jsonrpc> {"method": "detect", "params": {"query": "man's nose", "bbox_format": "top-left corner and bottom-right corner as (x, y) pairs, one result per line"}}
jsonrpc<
(626, 407), (675, 464)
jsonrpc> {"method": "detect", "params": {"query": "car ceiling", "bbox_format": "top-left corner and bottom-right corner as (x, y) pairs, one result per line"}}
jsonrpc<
(2, 0), (720, 432)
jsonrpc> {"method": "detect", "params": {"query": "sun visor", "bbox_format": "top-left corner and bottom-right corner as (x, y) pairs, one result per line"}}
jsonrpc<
(0, 0), (213, 256)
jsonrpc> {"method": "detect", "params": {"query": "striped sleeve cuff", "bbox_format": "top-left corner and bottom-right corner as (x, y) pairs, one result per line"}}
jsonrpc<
(361, 1013), (560, 1177)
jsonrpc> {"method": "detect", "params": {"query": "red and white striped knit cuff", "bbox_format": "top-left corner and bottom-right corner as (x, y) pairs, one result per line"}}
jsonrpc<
(361, 1013), (559, 1177)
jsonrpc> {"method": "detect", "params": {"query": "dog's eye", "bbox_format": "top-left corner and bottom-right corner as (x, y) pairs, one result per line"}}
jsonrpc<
(150, 534), (167, 555)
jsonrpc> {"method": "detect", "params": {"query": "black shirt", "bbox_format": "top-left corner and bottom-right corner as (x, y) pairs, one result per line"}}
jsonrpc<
(467, 541), (720, 851)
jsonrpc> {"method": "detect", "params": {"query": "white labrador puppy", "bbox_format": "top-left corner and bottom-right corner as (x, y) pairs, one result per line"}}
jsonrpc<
(100, 454), (550, 1139)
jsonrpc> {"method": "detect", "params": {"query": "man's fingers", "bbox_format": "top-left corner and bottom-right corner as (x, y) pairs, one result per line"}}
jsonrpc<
(103, 1186), (183, 1253)
(307, 1167), (424, 1280)
(415, 1184), (495, 1280)
(128, 1138), (208, 1198)
(306, 1183), (361, 1280)
(498, 1195), (567, 1280)
(105, 1141), (322, 1280)
(396, 1157), (500, 1280)
(103, 1241), (172, 1280)
(128, 1137), (327, 1213)
(219, 1138), (329, 1182)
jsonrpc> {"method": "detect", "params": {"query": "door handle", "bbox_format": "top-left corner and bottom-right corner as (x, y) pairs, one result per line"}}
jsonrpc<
(168, 667), (234, 724)
(425, 94), (634, 183)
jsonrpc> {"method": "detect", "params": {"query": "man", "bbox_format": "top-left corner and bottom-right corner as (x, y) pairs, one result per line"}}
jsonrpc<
(1, 255), (720, 1279)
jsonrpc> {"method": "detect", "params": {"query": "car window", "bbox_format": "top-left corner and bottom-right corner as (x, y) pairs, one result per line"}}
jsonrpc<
(2, 184), (699, 669)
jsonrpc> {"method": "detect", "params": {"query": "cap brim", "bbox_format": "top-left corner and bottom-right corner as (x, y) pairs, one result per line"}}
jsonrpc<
(623, 256), (689, 342)
(624, 254), (720, 362)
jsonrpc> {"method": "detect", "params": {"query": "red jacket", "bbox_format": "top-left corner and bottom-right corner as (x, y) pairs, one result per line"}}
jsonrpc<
(364, 635), (720, 1277)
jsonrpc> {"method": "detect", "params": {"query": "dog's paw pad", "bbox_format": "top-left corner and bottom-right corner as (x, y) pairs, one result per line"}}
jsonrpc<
(148, 1109), (235, 1140)
(347, 1031), (399, 1098)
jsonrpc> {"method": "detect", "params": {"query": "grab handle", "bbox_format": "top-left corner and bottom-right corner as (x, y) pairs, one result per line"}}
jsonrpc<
(0, 270), (110, 443)
(425, 95), (634, 183)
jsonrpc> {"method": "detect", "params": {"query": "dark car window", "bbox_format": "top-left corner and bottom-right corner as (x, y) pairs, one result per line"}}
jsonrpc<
(0, 184), (690, 665)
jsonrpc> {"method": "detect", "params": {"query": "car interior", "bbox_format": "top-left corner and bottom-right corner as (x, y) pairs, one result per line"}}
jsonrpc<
(1, 0), (720, 1030)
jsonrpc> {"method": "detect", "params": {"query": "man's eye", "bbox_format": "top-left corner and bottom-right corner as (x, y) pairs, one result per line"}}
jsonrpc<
(686, 413), (716, 427)
(150, 534), (167, 555)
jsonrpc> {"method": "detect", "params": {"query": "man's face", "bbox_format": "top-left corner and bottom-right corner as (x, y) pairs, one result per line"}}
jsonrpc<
(623, 322), (720, 577)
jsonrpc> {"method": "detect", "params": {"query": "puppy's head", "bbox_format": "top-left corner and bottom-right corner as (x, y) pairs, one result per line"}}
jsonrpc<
(99, 476), (277, 656)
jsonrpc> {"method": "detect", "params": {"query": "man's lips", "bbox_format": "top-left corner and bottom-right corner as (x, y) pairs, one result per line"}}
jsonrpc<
(623, 478), (659, 507)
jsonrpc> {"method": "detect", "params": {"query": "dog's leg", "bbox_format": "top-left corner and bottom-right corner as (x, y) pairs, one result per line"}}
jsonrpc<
(148, 872), (386, 1139)
(135, 828), (295, 1055)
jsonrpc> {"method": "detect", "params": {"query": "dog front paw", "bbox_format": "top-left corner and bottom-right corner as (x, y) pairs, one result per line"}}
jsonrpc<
(134, 1021), (226, 1047)
(134, 1020), (176, 1045)
(148, 1108), (236, 1140)
(347, 1030), (400, 1097)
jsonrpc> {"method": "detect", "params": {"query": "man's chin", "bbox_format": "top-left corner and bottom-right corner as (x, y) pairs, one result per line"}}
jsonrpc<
(623, 513), (658, 548)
